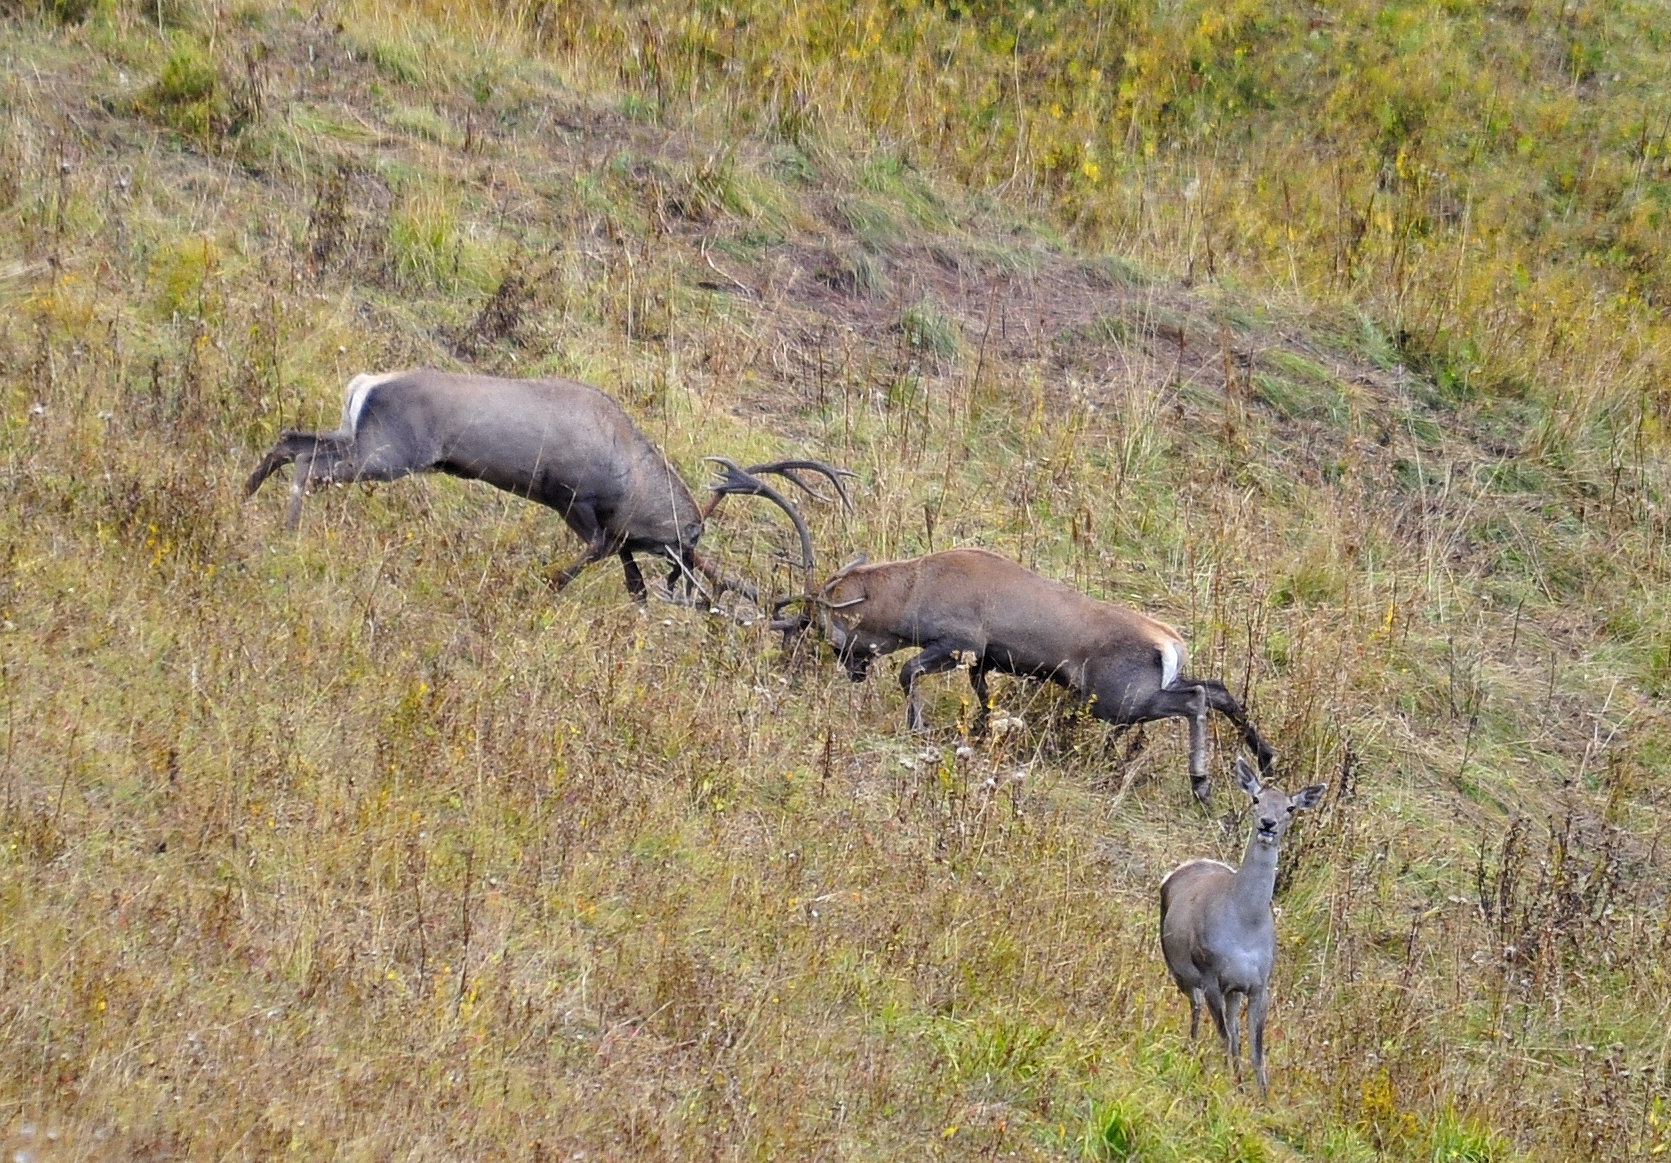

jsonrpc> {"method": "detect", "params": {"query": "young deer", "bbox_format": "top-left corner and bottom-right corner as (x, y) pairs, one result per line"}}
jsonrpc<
(1159, 757), (1324, 1095)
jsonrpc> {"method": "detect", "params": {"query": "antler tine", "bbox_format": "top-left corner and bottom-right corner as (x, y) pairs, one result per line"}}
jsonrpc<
(819, 551), (868, 594)
(650, 582), (768, 627)
(743, 459), (857, 513)
(702, 457), (816, 585)
(765, 468), (828, 503)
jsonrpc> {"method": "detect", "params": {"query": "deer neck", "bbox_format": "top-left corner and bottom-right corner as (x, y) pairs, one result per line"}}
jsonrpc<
(1230, 830), (1281, 918)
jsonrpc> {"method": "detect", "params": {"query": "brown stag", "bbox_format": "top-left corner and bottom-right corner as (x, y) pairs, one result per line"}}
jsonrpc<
(777, 547), (1274, 799)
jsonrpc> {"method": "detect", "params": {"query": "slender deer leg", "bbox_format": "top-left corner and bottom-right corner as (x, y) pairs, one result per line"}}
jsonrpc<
(1201, 982), (1230, 1047)
(619, 551), (648, 604)
(1185, 683), (1209, 795)
(1198, 678), (1276, 775)
(1223, 989), (1245, 1086)
(245, 432), (317, 498)
(1247, 986), (1271, 1097)
(899, 642), (969, 733)
(279, 437), (382, 529)
(548, 506), (610, 590)
(1126, 683), (1215, 800)
(286, 451), (314, 529)
(550, 537), (609, 589)
(1188, 988), (1204, 1040)
(968, 663), (992, 735)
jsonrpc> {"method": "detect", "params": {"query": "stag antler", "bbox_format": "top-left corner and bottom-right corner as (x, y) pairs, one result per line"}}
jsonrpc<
(703, 457), (817, 587)
(739, 460), (857, 512)
(766, 558), (868, 632)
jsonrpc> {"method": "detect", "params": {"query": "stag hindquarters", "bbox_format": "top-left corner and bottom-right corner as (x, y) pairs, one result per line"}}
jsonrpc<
(882, 639), (1272, 800)
(1086, 663), (1274, 799)
(244, 431), (373, 529)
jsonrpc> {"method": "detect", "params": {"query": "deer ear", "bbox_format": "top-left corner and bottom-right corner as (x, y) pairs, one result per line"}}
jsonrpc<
(1233, 756), (1262, 796)
(1291, 783), (1327, 811)
(832, 552), (868, 576)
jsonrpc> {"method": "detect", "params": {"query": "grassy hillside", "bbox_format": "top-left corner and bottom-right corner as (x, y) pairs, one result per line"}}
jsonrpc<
(2, 0), (1670, 1159)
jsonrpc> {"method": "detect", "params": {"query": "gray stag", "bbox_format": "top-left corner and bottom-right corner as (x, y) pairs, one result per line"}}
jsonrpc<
(245, 370), (851, 602)
(778, 547), (1274, 798)
(1159, 757), (1324, 1095)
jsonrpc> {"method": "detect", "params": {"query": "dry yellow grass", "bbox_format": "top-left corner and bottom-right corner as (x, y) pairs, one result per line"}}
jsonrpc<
(0, 1), (1668, 1160)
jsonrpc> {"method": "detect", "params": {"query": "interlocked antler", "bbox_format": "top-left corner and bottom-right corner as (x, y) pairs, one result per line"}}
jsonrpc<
(700, 459), (856, 518)
(703, 457), (817, 588)
(766, 553), (869, 632)
(738, 460), (857, 512)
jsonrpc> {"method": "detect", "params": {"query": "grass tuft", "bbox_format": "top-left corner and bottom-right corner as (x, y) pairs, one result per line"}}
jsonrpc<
(900, 298), (962, 364)
(137, 39), (223, 139)
(1084, 1099), (1145, 1161)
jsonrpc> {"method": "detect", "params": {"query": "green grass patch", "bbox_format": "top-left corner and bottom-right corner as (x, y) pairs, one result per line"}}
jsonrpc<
(135, 38), (223, 139)
(1083, 1099), (1145, 1161)
(148, 234), (220, 319)
(1252, 371), (1347, 424)
(900, 299), (962, 362)
(289, 103), (385, 144)
(366, 37), (425, 86)
(383, 101), (461, 146)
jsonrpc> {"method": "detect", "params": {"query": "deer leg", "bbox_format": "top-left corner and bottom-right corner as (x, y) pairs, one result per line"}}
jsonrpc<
(548, 506), (611, 591)
(899, 642), (967, 733)
(1188, 988), (1204, 1040)
(245, 431), (317, 498)
(283, 436), (408, 528)
(1201, 982), (1230, 1051)
(1223, 989), (1245, 1086)
(549, 536), (610, 590)
(1247, 986), (1271, 1098)
(1128, 683), (1213, 800)
(619, 552), (648, 605)
(1196, 678), (1276, 776)
(286, 451), (313, 528)
(247, 446), (293, 498)
(1184, 684), (1209, 796)
(283, 442), (355, 528)
(666, 552), (709, 601)
(968, 663), (992, 736)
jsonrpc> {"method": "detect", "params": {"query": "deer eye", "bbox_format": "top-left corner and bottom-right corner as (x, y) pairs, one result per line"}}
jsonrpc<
(1286, 805), (1296, 813)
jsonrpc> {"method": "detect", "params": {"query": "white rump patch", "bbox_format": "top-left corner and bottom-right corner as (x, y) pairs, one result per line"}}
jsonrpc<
(1159, 639), (1185, 689)
(1160, 857), (1236, 890)
(341, 372), (401, 435)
